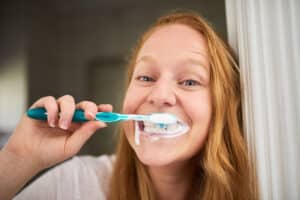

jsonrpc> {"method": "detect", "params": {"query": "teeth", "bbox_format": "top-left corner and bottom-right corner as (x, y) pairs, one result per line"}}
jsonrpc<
(134, 118), (190, 145)
(142, 121), (189, 136)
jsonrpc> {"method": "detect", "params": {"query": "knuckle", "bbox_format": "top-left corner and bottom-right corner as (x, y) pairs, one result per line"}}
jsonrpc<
(58, 94), (75, 102)
(64, 94), (75, 101)
(44, 96), (56, 102)
(82, 100), (95, 106)
(44, 96), (58, 109)
(79, 101), (97, 111)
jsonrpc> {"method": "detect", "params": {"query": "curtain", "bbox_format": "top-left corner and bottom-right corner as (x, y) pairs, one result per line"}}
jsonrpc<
(225, 0), (300, 199)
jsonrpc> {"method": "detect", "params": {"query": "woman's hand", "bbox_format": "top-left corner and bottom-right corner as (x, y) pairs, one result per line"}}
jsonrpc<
(3, 95), (112, 171)
(0, 95), (112, 200)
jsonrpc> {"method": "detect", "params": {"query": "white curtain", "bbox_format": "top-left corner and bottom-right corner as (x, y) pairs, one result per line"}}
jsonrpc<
(225, 0), (300, 199)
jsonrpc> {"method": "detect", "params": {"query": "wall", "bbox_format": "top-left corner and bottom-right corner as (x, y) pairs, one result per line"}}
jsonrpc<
(0, 0), (27, 147)
(1, 0), (227, 155)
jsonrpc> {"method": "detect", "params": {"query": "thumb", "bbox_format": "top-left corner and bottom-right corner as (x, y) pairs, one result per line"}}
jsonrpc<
(65, 121), (107, 156)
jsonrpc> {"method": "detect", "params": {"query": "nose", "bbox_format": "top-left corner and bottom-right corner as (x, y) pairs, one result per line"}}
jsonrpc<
(146, 79), (176, 107)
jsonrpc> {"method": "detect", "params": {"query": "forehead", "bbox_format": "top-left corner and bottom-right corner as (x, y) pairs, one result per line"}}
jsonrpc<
(136, 24), (209, 69)
(138, 24), (208, 58)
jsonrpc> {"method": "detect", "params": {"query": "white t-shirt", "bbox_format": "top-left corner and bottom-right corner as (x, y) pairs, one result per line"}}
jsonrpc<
(14, 155), (115, 200)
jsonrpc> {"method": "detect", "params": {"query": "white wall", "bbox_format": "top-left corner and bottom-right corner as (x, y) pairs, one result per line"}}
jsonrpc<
(0, 1), (27, 147)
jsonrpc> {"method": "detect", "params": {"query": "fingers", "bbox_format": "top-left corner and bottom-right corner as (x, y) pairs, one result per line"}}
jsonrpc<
(29, 95), (77, 129)
(65, 121), (107, 156)
(57, 95), (76, 130)
(76, 101), (98, 120)
(98, 104), (113, 112)
(62, 103), (113, 155)
(76, 102), (114, 121)
(29, 95), (114, 131)
(31, 96), (58, 127)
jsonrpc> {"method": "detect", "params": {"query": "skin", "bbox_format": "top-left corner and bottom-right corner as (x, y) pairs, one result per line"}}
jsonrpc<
(122, 24), (212, 199)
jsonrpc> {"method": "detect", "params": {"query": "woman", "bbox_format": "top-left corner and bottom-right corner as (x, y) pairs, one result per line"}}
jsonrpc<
(0, 11), (258, 200)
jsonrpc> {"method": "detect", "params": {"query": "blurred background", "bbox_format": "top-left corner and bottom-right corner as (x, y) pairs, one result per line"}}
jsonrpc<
(0, 0), (227, 156)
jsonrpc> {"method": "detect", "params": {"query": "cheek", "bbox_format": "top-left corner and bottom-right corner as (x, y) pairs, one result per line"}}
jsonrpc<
(184, 92), (212, 124)
(192, 101), (212, 123)
(122, 86), (147, 146)
(122, 87), (137, 114)
(181, 93), (212, 156)
(184, 91), (212, 150)
(122, 85), (148, 114)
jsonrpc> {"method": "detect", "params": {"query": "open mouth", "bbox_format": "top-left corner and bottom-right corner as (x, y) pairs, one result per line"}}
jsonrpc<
(134, 118), (190, 145)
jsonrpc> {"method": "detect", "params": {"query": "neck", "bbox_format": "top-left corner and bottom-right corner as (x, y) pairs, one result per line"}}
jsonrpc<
(148, 160), (196, 200)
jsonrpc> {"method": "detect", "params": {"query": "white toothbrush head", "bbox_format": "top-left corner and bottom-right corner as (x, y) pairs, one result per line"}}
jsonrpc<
(147, 113), (178, 124)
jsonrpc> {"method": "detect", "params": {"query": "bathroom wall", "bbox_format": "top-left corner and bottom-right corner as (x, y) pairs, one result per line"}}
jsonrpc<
(0, 0), (227, 155)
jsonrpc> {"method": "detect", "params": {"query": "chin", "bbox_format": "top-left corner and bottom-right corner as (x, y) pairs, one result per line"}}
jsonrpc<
(136, 150), (178, 167)
(132, 138), (188, 167)
(124, 124), (201, 167)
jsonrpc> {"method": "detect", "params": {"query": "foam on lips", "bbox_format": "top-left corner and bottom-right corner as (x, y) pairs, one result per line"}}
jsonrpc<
(134, 115), (190, 145)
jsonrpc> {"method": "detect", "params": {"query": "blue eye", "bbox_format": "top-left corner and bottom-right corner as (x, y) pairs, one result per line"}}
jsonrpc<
(180, 79), (200, 86)
(137, 76), (155, 82)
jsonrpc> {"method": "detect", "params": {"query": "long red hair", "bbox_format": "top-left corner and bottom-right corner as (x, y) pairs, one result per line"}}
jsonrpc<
(108, 11), (259, 200)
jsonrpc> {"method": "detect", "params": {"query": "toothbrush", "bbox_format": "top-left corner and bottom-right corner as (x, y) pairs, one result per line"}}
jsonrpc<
(26, 107), (178, 124)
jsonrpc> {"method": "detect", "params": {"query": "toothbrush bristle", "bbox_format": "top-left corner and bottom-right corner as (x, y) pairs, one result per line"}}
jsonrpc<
(159, 123), (166, 128)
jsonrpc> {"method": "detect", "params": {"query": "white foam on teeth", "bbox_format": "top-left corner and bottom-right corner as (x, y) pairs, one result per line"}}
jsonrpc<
(143, 121), (188, 135)
(135, 121), (140, 145)
(134, 120), (190, 145)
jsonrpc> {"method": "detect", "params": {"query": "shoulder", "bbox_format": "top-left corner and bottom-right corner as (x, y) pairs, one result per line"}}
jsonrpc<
(74, 154), (116, 175)
(61, 154), (115, 179)
(68, 154), (116, 194)
(14, 154), (115, 200)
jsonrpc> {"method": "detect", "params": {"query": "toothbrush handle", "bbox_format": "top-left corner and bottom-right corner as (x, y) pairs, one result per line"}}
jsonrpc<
(27, 108), (88, 122)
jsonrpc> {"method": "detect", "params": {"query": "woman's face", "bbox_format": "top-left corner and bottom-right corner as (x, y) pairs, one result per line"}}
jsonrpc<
(123, 24), (212, 167)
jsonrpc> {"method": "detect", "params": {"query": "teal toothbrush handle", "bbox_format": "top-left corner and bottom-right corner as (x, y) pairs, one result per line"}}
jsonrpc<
(27, 108), (88, 122)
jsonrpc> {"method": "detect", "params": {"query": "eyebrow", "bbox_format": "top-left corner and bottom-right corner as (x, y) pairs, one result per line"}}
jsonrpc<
(180, 57), (209, 74)
(136, 55), (157, 65)
(136, 55), (210, 74)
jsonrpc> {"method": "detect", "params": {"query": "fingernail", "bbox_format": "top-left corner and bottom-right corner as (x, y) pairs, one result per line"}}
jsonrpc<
(87, 112), (95, 120)
(100, 122), (107, 127)
(59, 120), (68, 130)
(49, 120), (56, 128)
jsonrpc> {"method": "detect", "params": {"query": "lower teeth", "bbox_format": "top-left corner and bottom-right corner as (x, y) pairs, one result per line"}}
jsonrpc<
(134, 121), (189, 145)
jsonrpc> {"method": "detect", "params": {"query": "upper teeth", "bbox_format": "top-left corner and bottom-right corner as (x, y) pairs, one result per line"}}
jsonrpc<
(143, 121), (188, 136)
